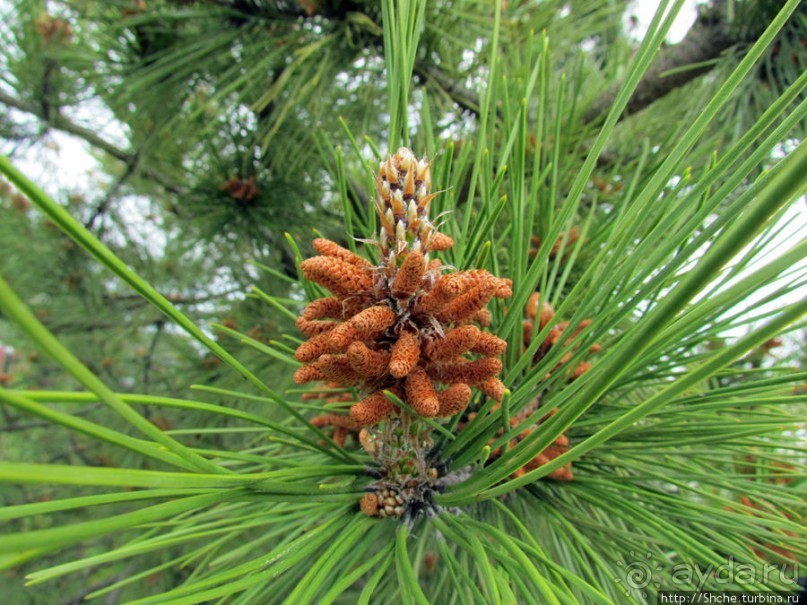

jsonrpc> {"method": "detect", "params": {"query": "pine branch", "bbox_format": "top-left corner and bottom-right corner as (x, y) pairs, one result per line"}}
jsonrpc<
(83, 160), (139, 229)
(0, 90), (184, 195)
(414, 63), (482, 117)
(583, 1), (734, 123)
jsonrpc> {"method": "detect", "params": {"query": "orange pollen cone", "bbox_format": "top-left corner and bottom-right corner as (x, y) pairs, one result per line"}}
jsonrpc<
(392, 251), (426, 299)
(405, 367), (439, 417)
(313, 238), (370, 267)
(389, 330), (421, 378)
(350, 391), (395, 426)
(437, 383), (472, 416)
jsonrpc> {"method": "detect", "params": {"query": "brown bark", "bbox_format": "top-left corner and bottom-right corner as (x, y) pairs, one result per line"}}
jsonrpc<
(583, 2), (734, 123)
(414, 63), (482, 117)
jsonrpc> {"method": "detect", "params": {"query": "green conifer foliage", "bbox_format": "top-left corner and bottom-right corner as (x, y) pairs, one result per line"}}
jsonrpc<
(0, 0), (805, 603)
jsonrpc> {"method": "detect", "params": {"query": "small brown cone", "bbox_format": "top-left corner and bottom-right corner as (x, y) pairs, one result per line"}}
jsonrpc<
(301, 256), (373, 297)
(405, 367), (439, 417)
(437, 383), (472, 417)
(329, 305), (396, 348)
(526, 292), (541, 319)
(346, 341), (391, 378)
(350, 391), (395, 426)
(294, 364), (325, 384)
(570, 362), (591, 381)
(317, 354), (360, 385)
(360, 493), (380, 516)
(392, 251), (426, 298)
(428, 232), (454, 251)
(332, 427), (350, 447)
(310, 413), (360, 430)
(480, 378), (506, 401)
(295, 332), (338, 362)
(313, 238), (369, 267)
(415, 285), (456, 315)
(470, 308), (491, 327)
(328, 323), (357, 348)
(389, 330), (421, 378)
(437, 285), (494, 322)
(471, 332), (507, 356)
(432, 357), (502, 386)
(427, 325), (480, 361)
(349, 305), (397, 336)
(302, 296), (343, 320)
(296, 316), (337, 337)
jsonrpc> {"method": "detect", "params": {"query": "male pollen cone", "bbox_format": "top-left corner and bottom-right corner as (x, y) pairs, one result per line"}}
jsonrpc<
(431, 357), (503, 386)
(347, 341), (390, 378)
(436, 286), (494, 322)
(472, 308), (492, 327)
(311, 413), (360, 431)
(312, 238), (369, 267)
(392, 251), (425, 298)
(437, 383), (472, 417)
(350, 391), (395, 426)
(294, 332), (336, 362)
(294, 364), (325, 384)
(480, 378), (506, 402)
(302, 296), (342, 320)
(294, 147), (512, 431)
(296, 316), (337, 337)
(301, 256), (373, 297)
(329, 306), (396, 348)
(427, 325), (480, 361)
(428, 232), (454, 251)
(471, 332), (508, 356)
(405, 367), (439, 417)
(317, 354), (360, 385)
(389, 330), (420, 378)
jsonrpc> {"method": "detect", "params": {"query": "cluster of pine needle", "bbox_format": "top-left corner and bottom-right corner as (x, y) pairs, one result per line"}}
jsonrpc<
(293, 147), (512, 517)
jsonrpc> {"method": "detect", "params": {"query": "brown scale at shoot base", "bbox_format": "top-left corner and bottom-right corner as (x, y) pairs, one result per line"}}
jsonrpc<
(296, 147), (511, 518)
